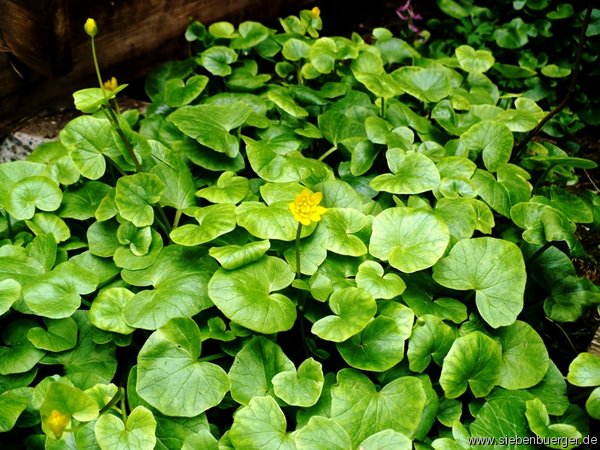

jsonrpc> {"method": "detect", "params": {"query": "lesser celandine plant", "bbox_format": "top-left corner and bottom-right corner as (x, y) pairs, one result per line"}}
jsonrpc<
(0, 7), (599, 449)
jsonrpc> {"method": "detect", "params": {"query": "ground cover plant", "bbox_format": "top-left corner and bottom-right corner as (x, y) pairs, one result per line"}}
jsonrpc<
(1, 5), (600, 449)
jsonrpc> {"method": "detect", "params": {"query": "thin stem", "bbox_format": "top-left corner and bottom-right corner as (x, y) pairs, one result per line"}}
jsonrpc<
(90, 37), (104, 90)
(120, 390), (127, 422)
(380, 97), (385, 117)
(514, 1), (594, 159)
(5, 213), (13, 239)
(173, 209), (183, 230)
(98, 388), (124, 415)
(549, 319), (578, 355)
(584, 169), (599, 193)
(295, 223), (302, 279)
(198, 353), (227, 363)
(156, 205), (172, 234)
(294, 222), (310, 358)
(318, 146), (337, 162)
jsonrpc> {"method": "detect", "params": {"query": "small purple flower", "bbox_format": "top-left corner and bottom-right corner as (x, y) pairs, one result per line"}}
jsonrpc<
(396, 0), (423, 34)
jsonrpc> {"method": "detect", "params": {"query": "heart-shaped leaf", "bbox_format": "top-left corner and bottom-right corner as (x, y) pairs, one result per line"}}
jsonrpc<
(136, 318), (230, 417)
(525, 399), (582, 448)
(433, 237), (526, 328)
(115, 173), (165, 228)
(6, 176), (62, 221)
(170, 204), (237, 246)
(198, 46), (238, 76)
(355, 260), (405, 299)
(371, 151), (441, 194)
(89, 287), (136, 335)
(460, 121), (514, 172)
(455, 45), (495, 73)
(0, 279), (21, 316)
(95, 406), (157, 450)
(393, 67), (452, 102)
(196, 171), (249, 204)
(272, 358), (324, 407)
(209, 240), (270, 270)
(208, 256), (296, 334)
(0, 387), (31, 433)
(164, 75), (209, 107)
(27, 318), (78, 352)
(294, 416), (352, 450)
(407, 315), (457, 373)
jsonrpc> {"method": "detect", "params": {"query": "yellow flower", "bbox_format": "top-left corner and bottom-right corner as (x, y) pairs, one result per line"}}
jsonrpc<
(103, 76), (118, 91)
(289, 188), (327, 226)
(84, 18), (98, 38)
(46, 409), (70, 439)
(310, 6), (321, 18)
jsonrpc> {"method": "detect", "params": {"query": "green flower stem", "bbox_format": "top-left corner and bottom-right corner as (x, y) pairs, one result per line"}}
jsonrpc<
(295, 222), (302, 279)
(380, 97), (385, 117)
(99, 387), (124, 415)
(172, 209), (183, 230)
(198, 352), (227, 363)
(5, 213), (13, 240)
(156, 204), (172, 234)
(295, 222), (310, 357)
(90, 36), (104, 95)
(318, 146), (337, 162)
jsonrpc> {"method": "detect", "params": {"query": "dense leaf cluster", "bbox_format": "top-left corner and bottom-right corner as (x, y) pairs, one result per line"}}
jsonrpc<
(0, 6), (599, 449)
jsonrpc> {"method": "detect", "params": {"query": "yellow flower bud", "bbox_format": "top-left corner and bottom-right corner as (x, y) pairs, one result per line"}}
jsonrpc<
(84, 18), (98, 37)
(46, 409), (70, 439)
(289, 188), (327, 226)
(310, 7), (321, 19)
(103, 76), (118, 91)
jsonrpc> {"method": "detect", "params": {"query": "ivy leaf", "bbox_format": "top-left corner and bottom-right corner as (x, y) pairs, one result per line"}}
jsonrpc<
(27, 318), (78, 352)
(170, 204), (237, 246)
(439, 331), (502, 398)
(228, 336), (295, 406)
(272, 358), (324, 407)
(496, 321), (549, 389)
(337, 316), (406, 371)
(137, 318), (230, 417)
(168, 103), (251, 157)
(208, 256), (296, 334)
(115, 173), (165, 227)
(229, 396), (296, 450)
(370, 207), (450, 273)
(311, 287), (376, 342)
(433, 237), (526, 328)
(355, 260), (405, 300)
(95, 406), (157, 450)
(294, 416), (352, 450)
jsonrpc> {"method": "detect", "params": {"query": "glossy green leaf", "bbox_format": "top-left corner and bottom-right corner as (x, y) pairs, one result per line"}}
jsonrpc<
(586, 387), (600, 420)
(439, 331), (502, 398)
(27, 318), (78, 352)
(472, 165), (532, 217)
(371, 150), (440, 195)
(0, 387), (31, 432)
(316, 208), (368, 256)
(330, 369), (431, 442)
(199, 46), (238, 76)
(567, 352), (600, 387)
(137, 318), (230, 417)
(25, 212), (70, 243)
(393, 67), (452, 102)
(0, 320), (45, 375)
(237, 201), (306, 241)
(169, 103), (251, 157)
(73, 85), (126, 113)
(355, 260), (405, 300)
(196, 171), (249, 204)
(311, 287), (376, 342)
(6, 176), (62, 221)
(525, 399), (582, 449)
(272, 358), (324, 407)
(496, 320), (549, 389)
(433, 237), (526, 328)
(40, 382), (99, 428)
(529, 362), (570, 416)
(284, 229), (328, 276)
(0, 279), (21, 316)
(208, 256), (296, 334)
(370, 207), (450, 273)
(460, 121), (514, 172)
(228, 336), (294, 406)
(59, 181), (112, 220)
(294, 416), (352, 450)
(182, 430), (219, 450)
(337, 316), (406, 371)
(95, 406), (157, 450)
(115, 173), (165, 227)
(309, 37), (337, 74)
(407, 315), (457, 373)
(170, 204), (236, 246)
(164, 75), (209, 107)
(268, 90), (308, 118)
(209, 240), (270, 270)
(358, 429), (412, 450)
(229, 396), (295, 450)
(282, 38), (311, 60)
(149, 141), (196, 210)
(89, 287), (136, 335)
(455, 45), (495, 73)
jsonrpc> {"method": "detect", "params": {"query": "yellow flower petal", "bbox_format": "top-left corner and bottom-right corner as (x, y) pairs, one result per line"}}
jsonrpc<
(289, 188), (327, 225)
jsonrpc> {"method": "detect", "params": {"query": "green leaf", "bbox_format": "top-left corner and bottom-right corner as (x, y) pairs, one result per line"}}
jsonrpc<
(208, 21), (235, 38)
(236, 201), (307, 241)
(496, 320), (549, 389)
(182, 430), (219, 450)
(525, 399), (582, 449)
(73, 86), (126, 113)
(433, 237), (526, 328)
(282, 38), (311, 60)
(230, 21), (270, 49)
(169, 103), (251, 157)
(529, 362), (570, 416)
(358, 429), (412, 450)
(164, 75), (209, 107)
(316, 208), (368, 256)
(268, 90), (309, 118)
(393, 67), (452, 102)
(294, 416), (352, 450)
(149, 141), (196, 210)
(337, 316), (406, 371)
(95, 406), (157, 450)
(228, 336), (294, 406)
(0, 320), (45, 375)
(170, 204), (236, 246)
(355, 260), (405, 300)
(330, 369), (431, 442)
(208, 256), (296, 334)
(209, 240), (270, 270)
(460, 121), (514, 172)
(0, 279), (21, 316)
(199, 46), (238, 76)
(6, 176), (62, 221)
(567, 352), (600, 387)
(115, 173), (165, 227)
(137, 318), (230, 417)
(493, 18), (531, 49)
(27, 318), (78, 352)
(371, 151), (441, 194)
(229, 396), (295, 450)
(439, 331), (502, 398)
(472, 165), (532, 217)
(586, 387), (600, 420)
(311, 287), (376, 342)
(407, 315), (457, 373)
(541, 64), (571, 78)
(0, 387), (31, 432)
(25, 212), (71, 243)
(455, 45), (495, 74)
(272, 358), (324, 407)
(196, 171), (249, 204)
(59, 181), (112, 220)
(369, 207), (450, 273)
(89, 287), (136, 335)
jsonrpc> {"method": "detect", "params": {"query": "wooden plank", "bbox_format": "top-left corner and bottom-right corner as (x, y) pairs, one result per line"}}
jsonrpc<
(0, 0), (312, 136)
